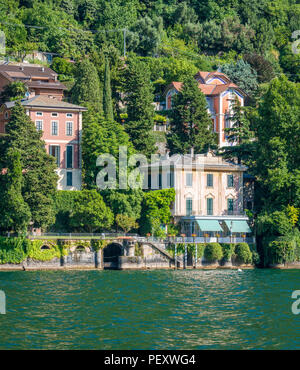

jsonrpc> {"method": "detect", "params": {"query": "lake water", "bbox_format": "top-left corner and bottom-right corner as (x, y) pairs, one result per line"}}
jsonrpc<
(0, 269), (299, 349)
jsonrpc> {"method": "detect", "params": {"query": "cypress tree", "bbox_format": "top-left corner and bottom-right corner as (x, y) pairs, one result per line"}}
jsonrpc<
(1, 102), (58, 229)
(0, 150), (31, 233)
(167, 76), (217, 155)
(124, 58), (156, 157)
(220, 96), (253, 164)
(71, 59), (103, 112)
(103, 58), (114, 121)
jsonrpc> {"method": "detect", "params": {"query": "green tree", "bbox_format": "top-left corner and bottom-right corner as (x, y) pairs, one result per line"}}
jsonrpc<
(81, 108), (135, 188)
(70, 190), (114, 232)
(251, 76), (300, 211)
(103, 58), (114, 121)
(0, 82), (27, 104)
(0, 150), (31, 233)
(140, 188), (175, 235)
(221, 59), (258, 96)
(167, 76), (217, 155)
(115, 214), (138, 233)
(71, 59), (103, 112)
(123, 58), (156, 157)
(220, 96), (253, 163)
(1, 102), (58, 229)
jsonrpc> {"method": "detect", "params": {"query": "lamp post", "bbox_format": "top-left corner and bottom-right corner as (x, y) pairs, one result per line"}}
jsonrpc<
(192, 233), (197, 269)
(181, 233), (186, 269)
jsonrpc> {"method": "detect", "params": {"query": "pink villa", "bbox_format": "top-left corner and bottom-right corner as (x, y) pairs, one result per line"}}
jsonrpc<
(0, 95), (86, 191)
(164, 71), (246, 147)
(0, 63), (87, 190)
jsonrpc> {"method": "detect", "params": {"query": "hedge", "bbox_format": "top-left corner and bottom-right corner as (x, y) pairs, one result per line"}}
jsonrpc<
(234, 243), (252, 264)
(204, 243), (223, 262)
(221, 243), (235, 261)
(0, 237), (28, 264)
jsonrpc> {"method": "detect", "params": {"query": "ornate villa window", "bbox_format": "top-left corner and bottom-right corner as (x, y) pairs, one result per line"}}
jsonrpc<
(35, 120), (43, 131)
(66, 145), (73, 169)
(186, 198), (193, 216)
(186, 172), (193, 187)
(51, 121), (58, 135)
(49, 145), (60, 167)
(67, 172), (73, 186)
(227, 174), (234, 188)
(207, 174), (213, 187)
(227, 198), (234, 215)
(66, 121), (73, 136)
(207, 198), (213, 215)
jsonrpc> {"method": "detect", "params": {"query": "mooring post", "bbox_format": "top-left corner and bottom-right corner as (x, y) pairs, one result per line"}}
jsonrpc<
(174, 243), (177, 269)
(192, 234), (197, 269)
(181, 234), (186, 269)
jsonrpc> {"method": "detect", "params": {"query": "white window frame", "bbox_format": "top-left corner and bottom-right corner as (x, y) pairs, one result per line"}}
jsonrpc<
(4, 112), (8, 119)
(186, 172), (193, 187)
(35, 120), (43, 131)
(36, 112), (43, 117)
(66, 121), (73, 136)
(51, 120), (59, 136)
(66, 113), (73, 118)
(51, 112), (58, 117)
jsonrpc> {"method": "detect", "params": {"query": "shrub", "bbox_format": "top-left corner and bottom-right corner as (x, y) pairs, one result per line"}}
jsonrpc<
(204, 243), (223, 262)
(267, 237), (295, 265)
(235, 243), (252, 264)
(0, 237), (27, 264)
(221, 243), (235, 261)
(187, 243), (205, 259)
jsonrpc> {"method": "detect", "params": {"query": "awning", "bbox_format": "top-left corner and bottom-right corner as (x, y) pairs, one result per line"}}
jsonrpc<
(196, 220), (223, 232)
(224, 220), (251, 233)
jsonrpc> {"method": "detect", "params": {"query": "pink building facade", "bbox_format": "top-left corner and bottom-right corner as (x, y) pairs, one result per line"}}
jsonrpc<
(0, 95), (87, 190)
(164, 71), (246, 147)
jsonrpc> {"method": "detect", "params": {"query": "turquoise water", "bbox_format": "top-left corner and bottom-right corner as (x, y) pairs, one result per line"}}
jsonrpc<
(0, 269), (299, 349)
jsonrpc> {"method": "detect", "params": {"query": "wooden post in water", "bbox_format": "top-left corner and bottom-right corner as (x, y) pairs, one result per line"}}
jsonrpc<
(181, 234), (186, 269)
(192, 234), (197, 269)
(174, 243), (177, 270)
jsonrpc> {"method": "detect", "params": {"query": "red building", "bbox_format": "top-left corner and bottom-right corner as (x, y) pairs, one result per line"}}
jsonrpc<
(164, 71), (247, 147)
(0, 63), (66, 100)
(0, 95), (86, 190)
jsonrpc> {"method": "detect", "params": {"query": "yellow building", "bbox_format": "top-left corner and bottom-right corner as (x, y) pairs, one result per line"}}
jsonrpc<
(144, 151), (253, 243)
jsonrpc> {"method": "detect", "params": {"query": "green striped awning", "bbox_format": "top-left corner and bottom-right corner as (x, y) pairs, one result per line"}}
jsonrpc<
(196, 220), (223, 232)
(224, 220), (251, 233)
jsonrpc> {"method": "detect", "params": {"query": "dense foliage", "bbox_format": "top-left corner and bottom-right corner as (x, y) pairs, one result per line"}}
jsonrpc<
(203, 242), (223, 262)
(0, 0), (299, 266)
(0, 103), (58, 231)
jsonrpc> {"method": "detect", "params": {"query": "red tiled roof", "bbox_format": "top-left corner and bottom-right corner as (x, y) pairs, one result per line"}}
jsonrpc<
(4, 95), (87, 111)
(166, 80), (244, 96)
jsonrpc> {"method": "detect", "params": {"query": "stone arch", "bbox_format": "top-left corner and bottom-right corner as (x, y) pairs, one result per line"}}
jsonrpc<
(41, 245), (51, 250)
(103, 242), (123, 269)
(75, 245), (91, 252)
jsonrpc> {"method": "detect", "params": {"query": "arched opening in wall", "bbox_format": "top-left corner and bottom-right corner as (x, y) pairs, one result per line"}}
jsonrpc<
(76, 246), (86, 252)
(103, 243), (123, 269)
(41, 245), (51, 250)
